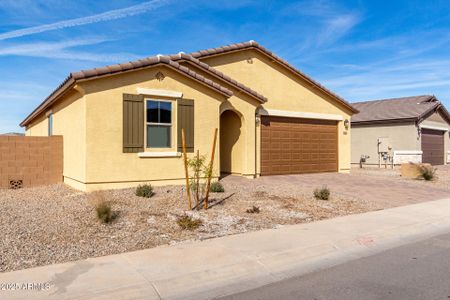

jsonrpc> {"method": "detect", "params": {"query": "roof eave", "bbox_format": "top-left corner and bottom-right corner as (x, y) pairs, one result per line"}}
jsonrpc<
(418, 102), (450, 125)
(192, 41), (358, 114)
(351, 117), (418, 126)
(170, 53), (267, 103)
(20, 76), (76, 127)
(21, 60), (233, 127)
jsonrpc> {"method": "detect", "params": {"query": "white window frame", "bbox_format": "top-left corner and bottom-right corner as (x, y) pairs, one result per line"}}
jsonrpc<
(145, 99), (173, 149)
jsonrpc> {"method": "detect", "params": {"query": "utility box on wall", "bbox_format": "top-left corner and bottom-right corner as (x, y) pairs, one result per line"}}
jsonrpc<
(378, 137), (391, 153)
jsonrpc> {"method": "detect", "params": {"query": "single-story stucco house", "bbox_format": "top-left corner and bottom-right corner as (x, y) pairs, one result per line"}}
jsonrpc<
(21, 41), (357, 191)
(351, 95), (450, 166)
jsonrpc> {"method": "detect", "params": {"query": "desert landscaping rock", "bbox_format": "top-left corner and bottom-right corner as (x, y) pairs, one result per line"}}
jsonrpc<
(0, 178), (373, 273)
(352, 165), (450, 189)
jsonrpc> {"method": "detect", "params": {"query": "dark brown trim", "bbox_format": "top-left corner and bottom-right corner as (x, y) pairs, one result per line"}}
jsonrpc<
(351, 117), (418, 126)
(177, 98), (195, 153)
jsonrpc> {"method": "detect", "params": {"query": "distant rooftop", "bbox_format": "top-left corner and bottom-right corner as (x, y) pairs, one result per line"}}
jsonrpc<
(0, 132), (25, 136)
(351, 95), (441, 124)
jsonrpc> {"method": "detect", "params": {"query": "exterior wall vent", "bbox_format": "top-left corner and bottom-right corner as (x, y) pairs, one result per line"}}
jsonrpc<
(9, 180), (23, 189)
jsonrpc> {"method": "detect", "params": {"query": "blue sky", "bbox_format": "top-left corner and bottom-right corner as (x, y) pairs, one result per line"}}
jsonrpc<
(1, 0), (450, 133)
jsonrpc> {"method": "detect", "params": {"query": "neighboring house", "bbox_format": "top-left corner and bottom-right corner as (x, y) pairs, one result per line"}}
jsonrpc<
(351, 95), (450, 166)
(21, 41), (357, 191)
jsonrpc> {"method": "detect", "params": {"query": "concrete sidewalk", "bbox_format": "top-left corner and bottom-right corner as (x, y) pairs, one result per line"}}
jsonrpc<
(2, 198), (450, 300)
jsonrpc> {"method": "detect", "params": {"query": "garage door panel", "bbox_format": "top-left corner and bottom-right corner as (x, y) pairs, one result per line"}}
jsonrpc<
(261, 116), (338, 175)
(421, 128), (444, 165)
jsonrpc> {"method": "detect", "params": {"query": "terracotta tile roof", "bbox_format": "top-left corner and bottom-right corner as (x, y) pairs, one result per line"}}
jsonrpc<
(20, 56), (232, 127)
(351, 95), (450, 124)
(70, 56), (233, 96)
(168, 52), (267, 103)
(21, 40), (355, 127)
(189, 40), (358, 114)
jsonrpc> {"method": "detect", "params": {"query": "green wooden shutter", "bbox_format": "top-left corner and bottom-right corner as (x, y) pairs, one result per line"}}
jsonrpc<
(178, 99), (194, 153)
(123, 93), (144, 153)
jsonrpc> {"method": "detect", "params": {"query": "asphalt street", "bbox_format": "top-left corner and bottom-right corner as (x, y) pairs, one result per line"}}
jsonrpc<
(220, 232), (450, 300)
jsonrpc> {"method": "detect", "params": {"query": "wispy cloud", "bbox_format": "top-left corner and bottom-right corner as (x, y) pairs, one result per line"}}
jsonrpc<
(0, 0), (170, 41)
(316, 13), (361, 47)
(0, 38), (139, 62)
(322, 58), (450, 101)
(276, 0), (362, 56)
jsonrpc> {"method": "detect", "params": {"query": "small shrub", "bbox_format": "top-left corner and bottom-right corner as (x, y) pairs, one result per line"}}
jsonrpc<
(314, 186), (330, 200)
(210, 181), (224, 193)
(177, 215), (203, 230)
(246, 206), (260, 214)
(419, 165), (436, 181)
(88, 191), (117, 223)
(136, 184), (154, 198)
(95, 202), (114, 223)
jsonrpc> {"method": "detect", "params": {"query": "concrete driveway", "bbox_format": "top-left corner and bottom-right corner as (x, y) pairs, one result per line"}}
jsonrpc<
(223, 171), (450, 209)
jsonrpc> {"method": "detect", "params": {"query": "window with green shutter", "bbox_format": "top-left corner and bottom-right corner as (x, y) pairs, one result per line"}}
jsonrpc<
(123, 94), (194, 154)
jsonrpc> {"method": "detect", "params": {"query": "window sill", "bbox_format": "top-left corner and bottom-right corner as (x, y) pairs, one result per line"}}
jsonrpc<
(138, 151), (181, 158)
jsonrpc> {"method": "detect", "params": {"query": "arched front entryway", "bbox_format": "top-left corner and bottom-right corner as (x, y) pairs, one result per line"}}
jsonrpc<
(220, 110), (243, 175)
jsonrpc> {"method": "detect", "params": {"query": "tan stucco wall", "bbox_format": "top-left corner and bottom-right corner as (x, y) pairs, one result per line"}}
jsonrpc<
(201, 49), (353, 172)
(423, 111), (449, 125)
(352, 111), (450, 166)
(25, 114), (48, 136)
(180, 62), (259, 177)
(26, 90), (87, 184)
(78, 66), (225, 191)
(351, 123), (420, 165)
(25, 48), (356, 191)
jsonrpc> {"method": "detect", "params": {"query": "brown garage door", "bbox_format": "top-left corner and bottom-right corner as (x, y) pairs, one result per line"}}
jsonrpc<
(261, 116), (338, 175)
(421, 128), (444, 165)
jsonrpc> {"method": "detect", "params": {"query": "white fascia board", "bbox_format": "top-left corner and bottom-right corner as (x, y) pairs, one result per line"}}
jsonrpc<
(259, 108), (343, 121)
(393, 150), (423, 155)
(137, 88), (182, 98)
(138, 152), (181, 158)
(419, 124), (449, 131)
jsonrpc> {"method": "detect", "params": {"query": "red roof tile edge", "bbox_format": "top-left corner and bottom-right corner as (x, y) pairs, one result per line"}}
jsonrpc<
(20, 57), (232, 127)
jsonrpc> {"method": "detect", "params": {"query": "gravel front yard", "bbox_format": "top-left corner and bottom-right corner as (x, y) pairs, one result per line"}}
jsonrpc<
(0, 178), (375, 273)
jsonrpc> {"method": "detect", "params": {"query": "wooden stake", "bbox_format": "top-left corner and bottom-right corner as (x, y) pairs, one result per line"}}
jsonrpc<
(181, 129), (192, 210)
(196, 150), (200, 206)
(204, 128), (218, 209)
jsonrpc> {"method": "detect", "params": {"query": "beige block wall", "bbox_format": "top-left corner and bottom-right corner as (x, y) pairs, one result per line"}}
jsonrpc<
(26, 90), (87, 184)
(201, 49), (353, 172)
(351, 123), (420, 165)
(80, 66), (226, 191)
(0, 136), (63, 188)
